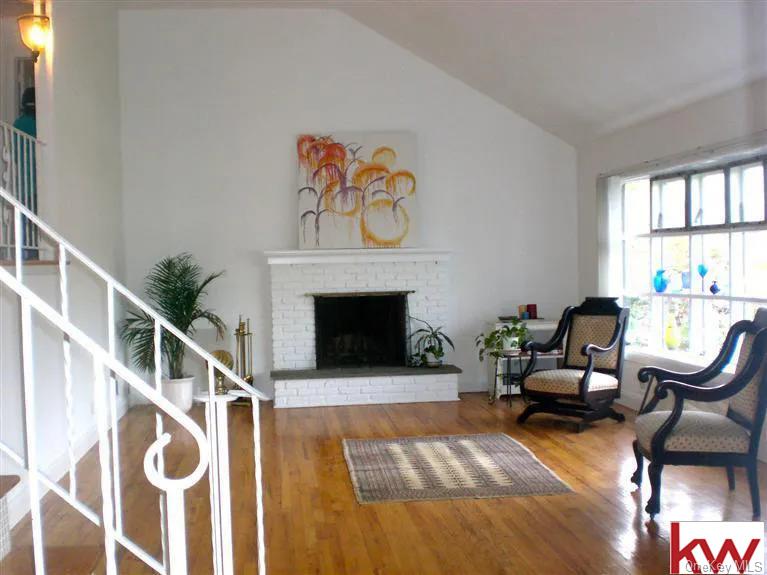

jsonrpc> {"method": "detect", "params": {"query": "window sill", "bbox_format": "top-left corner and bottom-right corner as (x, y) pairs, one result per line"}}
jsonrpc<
(625, 346), (735, 375)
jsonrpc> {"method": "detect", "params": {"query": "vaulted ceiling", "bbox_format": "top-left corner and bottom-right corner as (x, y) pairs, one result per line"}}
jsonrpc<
(117, 0), (767, 146)
(341, 1), (767, 145)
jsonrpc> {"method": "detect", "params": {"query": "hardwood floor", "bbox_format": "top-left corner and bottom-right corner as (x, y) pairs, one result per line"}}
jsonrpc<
(3, 392), (766, 574)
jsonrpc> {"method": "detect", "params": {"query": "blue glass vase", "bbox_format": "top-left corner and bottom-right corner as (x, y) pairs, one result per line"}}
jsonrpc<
(653, 269), (669, 293)
(709, 280), (721, 295)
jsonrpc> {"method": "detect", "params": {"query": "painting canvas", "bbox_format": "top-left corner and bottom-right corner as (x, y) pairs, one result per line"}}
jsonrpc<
(297, 132), (417, 249)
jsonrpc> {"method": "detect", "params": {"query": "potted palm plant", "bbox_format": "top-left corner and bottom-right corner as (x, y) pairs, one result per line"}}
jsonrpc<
(120, 253), (226, 412)
(409, 317), (454, 367)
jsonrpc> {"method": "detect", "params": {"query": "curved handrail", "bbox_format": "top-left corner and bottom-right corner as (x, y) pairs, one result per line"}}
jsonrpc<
(0, 186), (268, 401)
(0, 264), (210, 489)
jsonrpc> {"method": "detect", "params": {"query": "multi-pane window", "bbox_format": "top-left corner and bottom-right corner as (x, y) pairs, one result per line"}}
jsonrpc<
(621, 156), (767, 362)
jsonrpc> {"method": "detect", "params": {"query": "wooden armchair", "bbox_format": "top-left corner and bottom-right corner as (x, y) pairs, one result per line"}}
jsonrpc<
(631, 308), (767, 519)
(517, 297), (629, 432)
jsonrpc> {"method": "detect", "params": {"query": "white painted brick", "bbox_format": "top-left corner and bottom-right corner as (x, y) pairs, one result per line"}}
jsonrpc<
(274, 373), (458, 408)
(269, 257), (448, 371)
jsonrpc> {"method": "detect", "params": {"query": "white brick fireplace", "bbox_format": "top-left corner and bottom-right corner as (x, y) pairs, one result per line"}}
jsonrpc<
(266, 249), (460, 408)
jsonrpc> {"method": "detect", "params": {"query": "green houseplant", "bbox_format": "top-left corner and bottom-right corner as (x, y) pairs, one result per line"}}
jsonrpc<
(475, 318), (530, 362)
(120, 253), (226, 411)
(409, 317), (454, 367)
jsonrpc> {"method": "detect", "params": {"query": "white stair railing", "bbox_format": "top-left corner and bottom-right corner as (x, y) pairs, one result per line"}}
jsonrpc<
(1, 121), (42, 260)
(0, 186), (269, 574)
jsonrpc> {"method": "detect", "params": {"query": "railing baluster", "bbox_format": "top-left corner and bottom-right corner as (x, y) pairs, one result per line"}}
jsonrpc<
(19, 135), (26, 253)
(214, 396), (234, 575)
(20, 300), (46, 574)
(165, 487), (188, 574)
(106, 282), (123, 536)
(10, 128), (18, 200)
(154, 319), (169, 567)
(14, 207), (22, 281)
(29, 137), (38, 248)
(94, 358), (118, 575)
(204, 367), (234, 575)
(1, 127), (9, 253)
(59, 245), (77, 498)
(205, 385), (223, 575)
(251, 395), (267, 575)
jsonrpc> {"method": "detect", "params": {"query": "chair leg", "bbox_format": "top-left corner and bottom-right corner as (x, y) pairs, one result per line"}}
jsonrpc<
(726, 466), (736, 491)
(747, 463), (761, 520)
(630, 440), (643, 486)
(608, 407), (626, 423)
(645, 462), (663, 518)
(517, 403), (541, 424)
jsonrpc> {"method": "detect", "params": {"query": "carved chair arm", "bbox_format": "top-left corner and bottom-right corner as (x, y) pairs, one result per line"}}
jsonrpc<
(519, 307), (574, 382)
(653, 328), (767, 404)
(638, 322), (749, 386)
(637, 320), (758, 415)
(637, 366), (713, 386)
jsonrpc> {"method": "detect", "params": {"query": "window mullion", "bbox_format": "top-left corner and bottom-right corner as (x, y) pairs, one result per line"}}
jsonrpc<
(685, 173), (691, 228)
(763, 159), (767, 222)
(724, 166), (731, 225)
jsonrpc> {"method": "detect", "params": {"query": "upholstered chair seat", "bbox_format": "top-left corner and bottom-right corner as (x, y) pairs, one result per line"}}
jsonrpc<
(635, 410), (750, 454)
(524, 369), (619, 395)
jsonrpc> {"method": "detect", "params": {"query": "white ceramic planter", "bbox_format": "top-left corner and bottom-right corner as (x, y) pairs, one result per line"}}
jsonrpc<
(425, 351), (443, 367)
(162, 376), (195, 412)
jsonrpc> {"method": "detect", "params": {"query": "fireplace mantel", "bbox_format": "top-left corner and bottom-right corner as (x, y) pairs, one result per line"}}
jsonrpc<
(265, 248), (450, 266)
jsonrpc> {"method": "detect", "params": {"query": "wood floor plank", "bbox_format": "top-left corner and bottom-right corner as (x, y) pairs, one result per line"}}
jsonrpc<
(2, 393), (766, 574)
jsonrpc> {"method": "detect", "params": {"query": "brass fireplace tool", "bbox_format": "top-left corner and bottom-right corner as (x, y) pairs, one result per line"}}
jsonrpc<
(211, 349), (234, 395)
(234, 316), (254, 384)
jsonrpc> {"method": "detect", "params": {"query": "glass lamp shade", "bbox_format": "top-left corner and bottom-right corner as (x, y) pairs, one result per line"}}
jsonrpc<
(17, 14), (51, 60)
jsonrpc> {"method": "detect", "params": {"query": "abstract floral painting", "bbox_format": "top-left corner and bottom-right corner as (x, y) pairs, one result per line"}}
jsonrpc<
(297, 132), (417, 249)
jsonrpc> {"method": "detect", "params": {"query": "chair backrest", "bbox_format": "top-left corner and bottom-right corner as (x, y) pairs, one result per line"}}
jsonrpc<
(728, 308), (767, 428)
(563, 297), (629, 375)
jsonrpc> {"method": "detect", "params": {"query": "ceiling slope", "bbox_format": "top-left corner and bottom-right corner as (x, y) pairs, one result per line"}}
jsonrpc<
(342, 1), (767, 145)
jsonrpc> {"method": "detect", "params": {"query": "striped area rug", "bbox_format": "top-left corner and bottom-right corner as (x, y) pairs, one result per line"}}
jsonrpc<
(342, 433), (571, 504)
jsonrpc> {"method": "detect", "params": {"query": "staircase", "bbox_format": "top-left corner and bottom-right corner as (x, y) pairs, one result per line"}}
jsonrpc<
(0, 186), (269, 574)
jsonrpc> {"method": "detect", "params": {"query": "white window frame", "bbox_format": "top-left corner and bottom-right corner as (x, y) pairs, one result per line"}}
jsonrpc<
(619, 155), (767, 366)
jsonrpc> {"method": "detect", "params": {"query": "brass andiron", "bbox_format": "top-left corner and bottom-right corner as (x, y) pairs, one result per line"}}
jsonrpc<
(234, 316), (254, 384)
(211, 349), (234, 395)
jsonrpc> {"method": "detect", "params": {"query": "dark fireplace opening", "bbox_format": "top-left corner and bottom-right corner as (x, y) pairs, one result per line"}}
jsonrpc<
(314, 293), (408, 369)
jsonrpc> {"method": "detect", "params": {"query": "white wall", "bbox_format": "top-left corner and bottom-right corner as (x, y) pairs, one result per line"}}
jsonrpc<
(0, 0), (126, 526)
(118, 7), (578, 395)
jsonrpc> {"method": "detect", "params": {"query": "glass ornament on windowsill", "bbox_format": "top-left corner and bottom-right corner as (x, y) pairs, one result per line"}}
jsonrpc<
(709, 280), (721, 295)
(697, 263), (709, 291)
(653, 269), (669, 293)
(665, 316), (681, 350)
